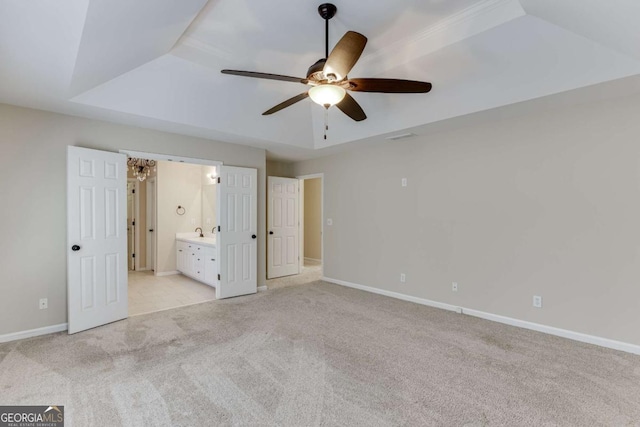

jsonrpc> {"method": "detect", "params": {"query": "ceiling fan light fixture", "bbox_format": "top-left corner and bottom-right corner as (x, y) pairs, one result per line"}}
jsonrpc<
(309, 84), (346, 107)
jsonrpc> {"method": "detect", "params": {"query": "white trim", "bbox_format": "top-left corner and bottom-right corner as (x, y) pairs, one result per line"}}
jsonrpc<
(299, 181), (304, 270)
(324, 277), (458, 312)
(155, 270), (180, 277)
(357, 0), (524, 76)
(322, 277), (640, 356)
(304, 257), (322, 263)
(461, 308), (640, 355)
(119, 149), (223, 167)
(0, 323), (68, 343)
(258, 285), (268, 292)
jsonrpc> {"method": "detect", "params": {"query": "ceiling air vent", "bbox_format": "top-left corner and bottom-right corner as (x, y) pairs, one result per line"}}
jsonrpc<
(385, 132), (416, 141)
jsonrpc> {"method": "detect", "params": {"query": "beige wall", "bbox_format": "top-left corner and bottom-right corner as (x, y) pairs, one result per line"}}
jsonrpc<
(156, 161), (203, 273)
(292, 93), (640, 346)
(304, 178), (322, 261)
(0, 103), (267, 336)
(266, 160), (294, 178)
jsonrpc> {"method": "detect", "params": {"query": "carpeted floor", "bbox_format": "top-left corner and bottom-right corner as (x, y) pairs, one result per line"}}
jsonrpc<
(1, 281), (639, 426)
(265, 261), (322, 290)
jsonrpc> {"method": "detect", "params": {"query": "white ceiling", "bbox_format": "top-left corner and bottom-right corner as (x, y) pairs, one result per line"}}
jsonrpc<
(1, 0), (639, 160)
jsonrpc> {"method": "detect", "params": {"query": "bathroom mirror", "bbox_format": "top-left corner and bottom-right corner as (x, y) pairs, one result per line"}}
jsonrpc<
(201, 166), (217, 233)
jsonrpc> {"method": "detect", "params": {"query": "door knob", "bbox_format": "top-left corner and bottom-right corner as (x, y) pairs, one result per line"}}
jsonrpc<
(71, 245), (81, 251)
(269, 231), (273, 235)
(252, 234), (257, 239)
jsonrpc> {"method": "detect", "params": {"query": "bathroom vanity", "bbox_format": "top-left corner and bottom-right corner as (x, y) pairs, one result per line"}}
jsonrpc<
(176, 234), (217, 287)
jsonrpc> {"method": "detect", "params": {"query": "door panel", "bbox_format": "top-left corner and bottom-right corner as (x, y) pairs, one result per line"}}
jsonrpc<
(67, 146), (128, 334)
(217, 166), (257, 299)
(267, 177), (300, 279)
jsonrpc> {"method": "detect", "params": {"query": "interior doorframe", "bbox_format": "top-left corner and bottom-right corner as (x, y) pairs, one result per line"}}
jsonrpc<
(296, 173), (324, 275)
(127, 178), (141, 271)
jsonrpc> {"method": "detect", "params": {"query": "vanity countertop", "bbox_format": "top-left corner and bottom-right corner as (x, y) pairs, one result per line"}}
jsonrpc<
(176, 233), (216, 248)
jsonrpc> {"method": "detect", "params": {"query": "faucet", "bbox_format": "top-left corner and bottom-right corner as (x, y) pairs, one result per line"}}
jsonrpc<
(195, 227), (204, 238)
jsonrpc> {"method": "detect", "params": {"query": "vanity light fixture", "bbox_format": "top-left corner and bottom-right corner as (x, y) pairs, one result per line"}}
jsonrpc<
(127, 158), (156, 182)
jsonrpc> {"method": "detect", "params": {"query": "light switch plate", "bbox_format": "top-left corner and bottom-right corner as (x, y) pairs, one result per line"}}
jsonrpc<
(401, 178), (408, 187)
(327, 218), (333, 226)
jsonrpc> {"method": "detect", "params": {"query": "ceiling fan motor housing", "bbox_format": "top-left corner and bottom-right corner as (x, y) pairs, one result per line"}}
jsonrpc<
(307, 58), (327, 81)
(318, 3), (337, 20)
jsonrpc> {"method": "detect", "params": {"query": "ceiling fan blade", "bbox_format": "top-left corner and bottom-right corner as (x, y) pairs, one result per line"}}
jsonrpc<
(263, 92), (309, 115)
(336, 93), (367, 122)
(221, 70), (309, 84)
(347, 78), (432, 93)
(324, 31), (367, 81)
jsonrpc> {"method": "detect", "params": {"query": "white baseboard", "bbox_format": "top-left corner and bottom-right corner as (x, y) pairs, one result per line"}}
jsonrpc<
(322, 277), (640, 356)
(0, 323), (68, 343)
(135, 268), (150, 272)
(258, 285), (268, 292)
(155, 270), (179, 277)
(324, 277), (458, 313)
(304, 257), (322, 263)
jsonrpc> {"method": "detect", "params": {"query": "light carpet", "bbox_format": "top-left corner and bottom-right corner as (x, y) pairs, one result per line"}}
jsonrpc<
(1, 281), (639, 426)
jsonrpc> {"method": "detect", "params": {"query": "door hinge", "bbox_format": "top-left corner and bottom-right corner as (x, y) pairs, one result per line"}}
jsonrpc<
(132, 189), (135, 194)
(217, 274), (221, 281)
(218, 225), (221, 232)
(132, 220), (135, 226)
(217, 177), (221, 184)
(132, 253), (135, 258)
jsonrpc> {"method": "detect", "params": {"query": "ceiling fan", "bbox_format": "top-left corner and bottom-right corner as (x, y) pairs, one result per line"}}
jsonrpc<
(221, 3), (432, 123)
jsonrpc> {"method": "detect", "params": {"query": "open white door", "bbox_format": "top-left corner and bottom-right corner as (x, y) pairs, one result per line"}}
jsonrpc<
(67, 146), (128, 334)
(146, 177), (156, 272)
(267, 177), (300, 279)
(217, 166), (258, 299)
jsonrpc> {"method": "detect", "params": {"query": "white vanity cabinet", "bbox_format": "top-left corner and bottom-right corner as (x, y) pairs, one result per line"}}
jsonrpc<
(176, 238), (217, 287)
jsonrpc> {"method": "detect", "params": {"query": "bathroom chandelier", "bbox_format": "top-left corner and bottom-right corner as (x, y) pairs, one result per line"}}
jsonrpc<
(127, 158), (156, 182)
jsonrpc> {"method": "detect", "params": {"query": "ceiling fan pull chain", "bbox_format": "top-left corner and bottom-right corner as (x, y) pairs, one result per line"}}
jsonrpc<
(324, 107), (329, 140)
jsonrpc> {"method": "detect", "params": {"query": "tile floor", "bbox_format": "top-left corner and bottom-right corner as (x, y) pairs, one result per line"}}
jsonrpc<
(129, 259), (322, 316)
(128, 271), (217, 316)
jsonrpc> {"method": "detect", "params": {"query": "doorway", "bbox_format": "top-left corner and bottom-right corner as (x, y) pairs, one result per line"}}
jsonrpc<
(298, 174), (323, 280)
(128, 160), (219, 316)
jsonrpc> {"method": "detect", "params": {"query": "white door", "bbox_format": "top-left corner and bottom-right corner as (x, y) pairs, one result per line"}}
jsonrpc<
(67, 146), (128, 334)
(126, 181), (135, 270)
(267, 177), (300, 279)
(217, 166), (258, 299)
(146, 177), (156, 272)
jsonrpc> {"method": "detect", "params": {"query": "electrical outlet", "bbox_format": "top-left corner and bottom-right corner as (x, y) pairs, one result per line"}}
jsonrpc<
(452, 282), (458, 292)
(533, 295), (543, 308)
(39, 298), (48, 310)
(400, 273), (406, 283)
(326, 218), (333, 226)
(401, 178), (408, 187)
